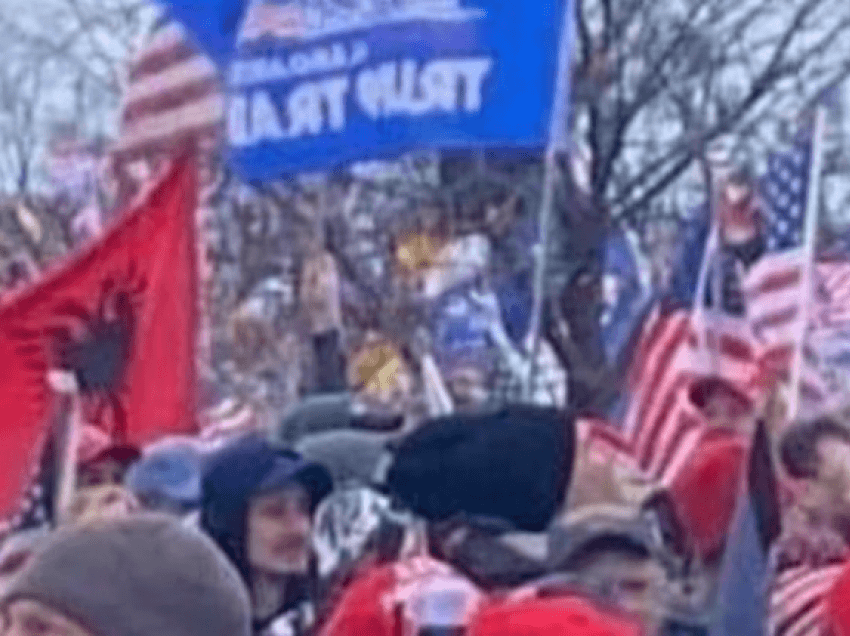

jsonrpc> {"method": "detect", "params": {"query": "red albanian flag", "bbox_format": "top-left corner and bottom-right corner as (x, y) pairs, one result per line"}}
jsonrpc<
(0, 157), (198, 523)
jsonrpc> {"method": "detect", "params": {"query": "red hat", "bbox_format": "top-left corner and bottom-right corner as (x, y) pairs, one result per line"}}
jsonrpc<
(827, 561), (850, 635)
(667, 432), (748, 560)
(318, 557), (481, 636)
(468, 595), (644, 636)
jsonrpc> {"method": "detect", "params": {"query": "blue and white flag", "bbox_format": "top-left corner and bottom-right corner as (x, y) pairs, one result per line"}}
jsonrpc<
(221, 0), (571, 178)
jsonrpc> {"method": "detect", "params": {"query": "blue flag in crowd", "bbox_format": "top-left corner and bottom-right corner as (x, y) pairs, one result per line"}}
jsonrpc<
(667, 208), (712, 308)
(709, 420), (782, 636)
(162, 0), (572, 179)
(160, 0), (246, 67)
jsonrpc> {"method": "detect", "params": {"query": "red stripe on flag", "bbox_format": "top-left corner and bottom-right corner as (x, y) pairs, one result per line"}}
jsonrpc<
(122, 78), (220, 124)
(129, 41), (197, 82)
(627, 314), (691, 438)
(752, 307), (800, 335)
(748, 268), (802, 297)
(637, 372), (692, 471)
(651, 407), (702, 482)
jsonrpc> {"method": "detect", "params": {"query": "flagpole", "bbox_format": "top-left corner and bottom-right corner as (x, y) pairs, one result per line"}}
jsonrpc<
(525, 0), (574, 400)
(788, 106), (827, 421)
(693, 218), (719, 346)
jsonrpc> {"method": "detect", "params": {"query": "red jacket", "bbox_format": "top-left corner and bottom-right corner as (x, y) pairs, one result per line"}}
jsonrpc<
(667, 429), (748, 560)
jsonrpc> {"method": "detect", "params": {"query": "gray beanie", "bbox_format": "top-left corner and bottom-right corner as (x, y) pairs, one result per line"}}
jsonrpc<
(295, 429), (393, 486)
(2, 514), (251, 636)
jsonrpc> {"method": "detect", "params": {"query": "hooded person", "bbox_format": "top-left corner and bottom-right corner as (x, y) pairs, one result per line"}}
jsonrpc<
(0, 514), (251, 636)
(201, 435), (333, 636)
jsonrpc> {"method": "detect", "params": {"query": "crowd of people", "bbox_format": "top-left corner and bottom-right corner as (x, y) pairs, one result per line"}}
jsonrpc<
(1, 322), (850, 636)
(2, 193), (850, 636)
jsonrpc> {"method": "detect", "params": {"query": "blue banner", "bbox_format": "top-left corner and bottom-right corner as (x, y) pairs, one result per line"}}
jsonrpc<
(430, 282), (495, 372)
(224, 0), (570, 179)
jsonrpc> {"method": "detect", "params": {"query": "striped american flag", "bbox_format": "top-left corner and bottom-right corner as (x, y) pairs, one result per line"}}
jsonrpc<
(109, 17), (223, 366)
(744, 130), (814, 373)
(590, 305), (761, 485)
(769, 563), (844, 636)
(769, 526), (848, 636)
(111, 17), (224, 190)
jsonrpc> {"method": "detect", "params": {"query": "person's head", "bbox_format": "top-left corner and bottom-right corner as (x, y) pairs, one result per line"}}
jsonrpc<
(0, 515), (251, 636)
(349, 336), (414, 414)
(247, 484), (313, 575)
(77, 446), (140, 489)
(202, 436), (333, 584)
(445, 364), (490, 411)
(720, 168), (761, 244)
(551, 516), (670, 634)
(689, 377), (754, 433)
(64, 485), (139, 527)
(781, 418), (850, 518)
(124, 442), (202, 517)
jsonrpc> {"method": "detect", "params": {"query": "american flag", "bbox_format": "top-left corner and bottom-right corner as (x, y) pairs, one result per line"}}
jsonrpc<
(592, 304), (761, 485)
(109, 17), (222, 370)
(744, 130), (814, 370)
(110, 17), (224, 194)
(769, 529), (848, 636)
(768, 563), (843, 636)
(634, 310), (763, 483)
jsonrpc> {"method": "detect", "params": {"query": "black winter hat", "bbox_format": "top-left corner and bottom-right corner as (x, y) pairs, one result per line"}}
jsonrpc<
(385, 405), (576, 533)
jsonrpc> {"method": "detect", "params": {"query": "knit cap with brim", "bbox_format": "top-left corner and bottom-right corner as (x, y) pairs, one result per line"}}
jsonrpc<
(1, 514), (252, 636)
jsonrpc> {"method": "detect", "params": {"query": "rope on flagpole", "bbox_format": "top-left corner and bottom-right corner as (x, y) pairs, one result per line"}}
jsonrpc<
(788, 106), (827, 421)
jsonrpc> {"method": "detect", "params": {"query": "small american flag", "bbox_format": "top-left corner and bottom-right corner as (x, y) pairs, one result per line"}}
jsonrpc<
(111, 17), (224, 193)
(744, 130), (814, 368)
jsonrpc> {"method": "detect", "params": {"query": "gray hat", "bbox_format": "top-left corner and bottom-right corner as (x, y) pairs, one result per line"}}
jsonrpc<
(548, 508), (666, 573)
(124, 444), (202, 506)
(2, 514), (251, 636)
(295, 430), (393, 486)
(274, 393), (354, 446)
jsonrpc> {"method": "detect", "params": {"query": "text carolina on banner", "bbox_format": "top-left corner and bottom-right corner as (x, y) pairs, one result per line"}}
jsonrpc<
(225, 0), (571, 179)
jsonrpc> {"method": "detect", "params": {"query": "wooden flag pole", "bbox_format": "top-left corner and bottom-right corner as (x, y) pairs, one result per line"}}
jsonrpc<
(525, 0), (575, 400)
(788, 106), (827, 421)
(48, 370), (82, 525)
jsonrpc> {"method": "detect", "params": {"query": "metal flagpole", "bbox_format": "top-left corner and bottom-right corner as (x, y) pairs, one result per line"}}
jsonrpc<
(693, 218), (719, 348)
(788, 106), (827, 421)
(525, 0), (575, 400)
